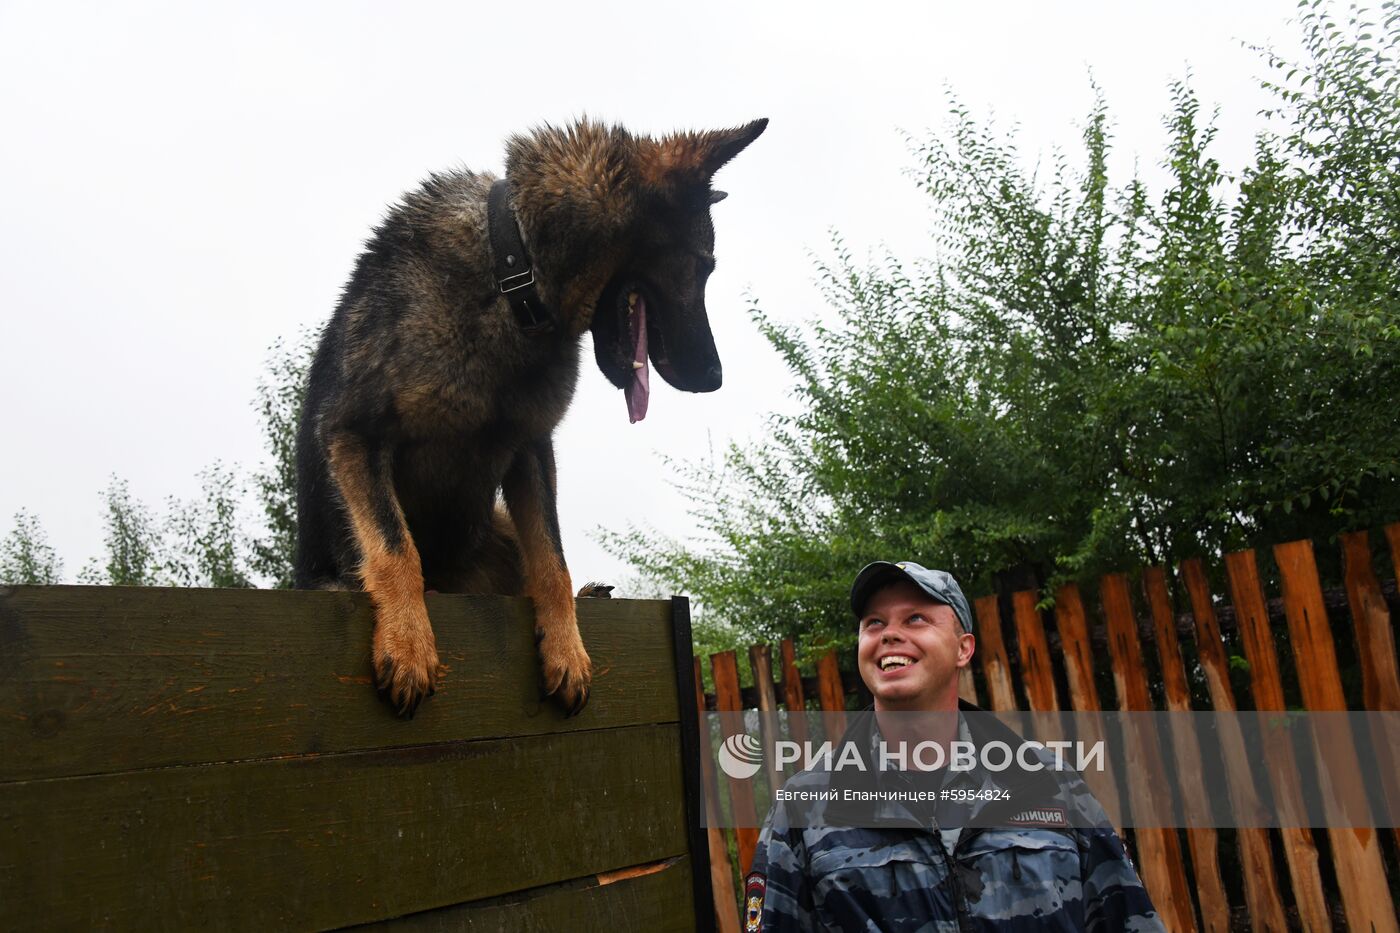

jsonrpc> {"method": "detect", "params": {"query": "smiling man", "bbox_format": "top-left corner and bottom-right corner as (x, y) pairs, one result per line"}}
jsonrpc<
(854, 561), (975, 713)
(745, 560), (1165, 932)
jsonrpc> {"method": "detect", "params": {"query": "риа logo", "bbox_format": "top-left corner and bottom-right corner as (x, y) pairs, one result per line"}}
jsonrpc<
(719, 733), (764, 779)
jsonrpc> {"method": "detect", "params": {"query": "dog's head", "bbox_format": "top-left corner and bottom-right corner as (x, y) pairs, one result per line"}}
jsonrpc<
(588, 119), (768, 421)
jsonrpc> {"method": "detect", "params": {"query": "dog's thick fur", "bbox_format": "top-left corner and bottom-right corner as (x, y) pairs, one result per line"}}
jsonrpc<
(294, 118), (766, 717)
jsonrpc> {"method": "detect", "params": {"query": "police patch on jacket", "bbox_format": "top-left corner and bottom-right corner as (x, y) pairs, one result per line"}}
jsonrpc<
(1004, 806), (1068, 827)
(744, 872), (766, 931)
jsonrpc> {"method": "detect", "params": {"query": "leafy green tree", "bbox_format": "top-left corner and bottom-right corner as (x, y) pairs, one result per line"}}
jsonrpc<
(1264, 0), (1400, 323)
(0, 510), (63, 585)
(604, 4), (1400, 650)
(12, 328), (313, 590)
(79, 477), (164, 586)
(75, 468), (258, 589)
(164, 462), (254, 588)
(249, 329), (315, 588)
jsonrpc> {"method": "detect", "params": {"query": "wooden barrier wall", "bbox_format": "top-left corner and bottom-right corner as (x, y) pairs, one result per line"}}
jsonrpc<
(698, 523), (1400, 932)
(0, 586), (710, 931)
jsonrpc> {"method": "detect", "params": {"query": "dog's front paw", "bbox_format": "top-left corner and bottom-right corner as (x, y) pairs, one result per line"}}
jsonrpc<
(372, 602), (443, 718)
(537, 625), (593, 717)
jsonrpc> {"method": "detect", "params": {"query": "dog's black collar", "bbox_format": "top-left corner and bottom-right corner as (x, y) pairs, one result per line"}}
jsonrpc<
(487, 179), (556, 336)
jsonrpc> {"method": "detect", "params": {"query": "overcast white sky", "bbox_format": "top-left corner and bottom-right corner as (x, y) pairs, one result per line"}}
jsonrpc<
(0, 0), (1301, 589)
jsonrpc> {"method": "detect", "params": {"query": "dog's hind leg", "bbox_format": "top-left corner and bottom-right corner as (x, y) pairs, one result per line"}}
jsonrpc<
(502, 438), (593, 716)
(324, 432), (442, 716)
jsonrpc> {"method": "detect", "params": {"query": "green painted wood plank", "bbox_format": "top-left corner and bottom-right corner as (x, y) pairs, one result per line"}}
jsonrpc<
(0, 586), (679, 781)
(361, 857), (695, 931)
(0, 724), (687, 931)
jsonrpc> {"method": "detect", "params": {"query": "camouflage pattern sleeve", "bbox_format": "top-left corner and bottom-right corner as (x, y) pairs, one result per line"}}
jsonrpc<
(1080, 828), (1168, 932)
(749, 802), (816, 932)
(1058, 768), (1167, 933)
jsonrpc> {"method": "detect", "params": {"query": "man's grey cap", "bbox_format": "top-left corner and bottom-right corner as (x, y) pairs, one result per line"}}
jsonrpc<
(850, 560), (974, 634)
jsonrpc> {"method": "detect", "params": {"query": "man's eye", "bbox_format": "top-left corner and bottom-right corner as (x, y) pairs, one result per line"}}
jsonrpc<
(863, 618), (884, 629)
(908, 614), (927, 624)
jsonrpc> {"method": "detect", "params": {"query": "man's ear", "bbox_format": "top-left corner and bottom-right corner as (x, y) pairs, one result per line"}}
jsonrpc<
(957, 633), (976, 669)
(637, 118), (768, 192)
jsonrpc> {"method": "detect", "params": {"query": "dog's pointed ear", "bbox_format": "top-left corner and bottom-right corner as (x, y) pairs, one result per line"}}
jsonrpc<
(638, 118), (768, 192)
(694, 118), (768, 177)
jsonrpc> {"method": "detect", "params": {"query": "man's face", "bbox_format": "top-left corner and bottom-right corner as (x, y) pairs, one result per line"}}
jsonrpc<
(857, 579), (975, 712)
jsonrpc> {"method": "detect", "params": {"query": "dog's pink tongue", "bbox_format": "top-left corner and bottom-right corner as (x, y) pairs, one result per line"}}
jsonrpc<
(625, 294), (650, 423)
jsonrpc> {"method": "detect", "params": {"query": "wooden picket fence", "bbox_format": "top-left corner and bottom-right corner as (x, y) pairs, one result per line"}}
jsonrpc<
(696, 524), (1400, 932)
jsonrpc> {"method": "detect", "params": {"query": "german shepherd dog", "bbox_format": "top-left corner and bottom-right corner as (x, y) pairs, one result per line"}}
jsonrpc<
(294, 118), (767, 717)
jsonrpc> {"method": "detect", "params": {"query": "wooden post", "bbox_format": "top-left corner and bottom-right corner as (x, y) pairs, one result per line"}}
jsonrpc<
(816, 650), (847, 738)
(1142, 568), (1230, 933)
(973, 594), (1017, 711)
(1052, 584), (1104, 709)
(1179, 560), (1235, 709)
(696, 657), (741, 933)
(1012, 590), (1058, 712)
(1273, 540), (1398, 933)
(1099, 573), (1198, 933)
(748, 645), (785, 802)
(779, 639), (809, 750)
(1339, 531), (1400, 853)
(749, 645), (780, 714)
(1178, 559), (1289, 932)
(711, 651), (759, 877)
(1223, 550), (1332, 931)
(1052, 583), (1122, 823)
(1339, 531), (1400, 711)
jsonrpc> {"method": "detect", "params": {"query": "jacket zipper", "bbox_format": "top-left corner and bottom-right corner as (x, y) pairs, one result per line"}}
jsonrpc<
(933, 820), (974, 933)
